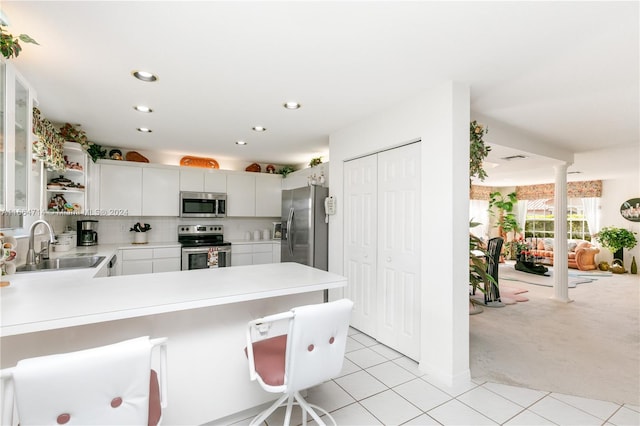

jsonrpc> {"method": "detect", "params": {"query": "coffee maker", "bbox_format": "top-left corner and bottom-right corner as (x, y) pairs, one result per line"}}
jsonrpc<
(77, 220), (99, 246)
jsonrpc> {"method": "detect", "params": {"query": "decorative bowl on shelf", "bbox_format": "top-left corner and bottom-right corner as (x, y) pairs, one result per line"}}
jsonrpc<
(180, 156), (219, 169)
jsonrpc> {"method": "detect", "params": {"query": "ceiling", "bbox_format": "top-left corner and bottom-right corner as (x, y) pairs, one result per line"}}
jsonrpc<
(2, 1), (638, 186)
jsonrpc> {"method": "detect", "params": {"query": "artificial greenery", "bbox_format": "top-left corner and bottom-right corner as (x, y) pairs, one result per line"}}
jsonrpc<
(59, 123), (107, 162)
(309, 157), (323, 167)
(0, 25), (38, 59)
(470, 120), (491, 185)
(277, 165), (295, 177)
(595, 226), (637, 254)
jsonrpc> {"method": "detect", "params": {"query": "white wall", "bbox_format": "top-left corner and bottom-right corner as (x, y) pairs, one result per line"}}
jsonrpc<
(328, 82), (471, 387)
(597, 174), (640, 269)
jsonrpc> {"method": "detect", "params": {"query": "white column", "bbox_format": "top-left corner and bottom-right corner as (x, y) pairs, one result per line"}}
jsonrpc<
(552, 163), (572, 303)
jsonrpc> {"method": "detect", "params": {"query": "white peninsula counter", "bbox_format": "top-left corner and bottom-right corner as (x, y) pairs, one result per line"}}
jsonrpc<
(1, 262), (347, 424)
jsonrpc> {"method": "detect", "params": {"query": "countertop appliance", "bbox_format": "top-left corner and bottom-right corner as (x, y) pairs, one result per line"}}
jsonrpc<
(77, 220), (98, 246)
(178, 224), (231, 270)
(180, 191), (226, 218)
(281, 186), (328, 271)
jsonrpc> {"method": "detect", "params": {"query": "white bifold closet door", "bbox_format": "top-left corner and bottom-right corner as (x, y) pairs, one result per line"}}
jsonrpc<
(344, 142), (421, 359)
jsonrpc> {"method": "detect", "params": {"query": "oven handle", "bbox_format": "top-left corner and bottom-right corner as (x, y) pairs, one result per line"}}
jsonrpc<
(181, 247), (210, 254)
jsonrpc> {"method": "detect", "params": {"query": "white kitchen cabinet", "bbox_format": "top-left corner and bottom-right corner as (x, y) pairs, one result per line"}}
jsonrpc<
(99, 163), (142, 215)
(179, 168), (227, 193)
(231, 242), (278, 266)
(142, 167), (180, 216)
(343, 142), (421, 359)
(227, 173), (282, 217)
(227, 173), (256, 216)
(272, 242), (281, 263)
(255, 174), (282, 217)
(1, 61), (36, 214)
(120, 246), (181, 275)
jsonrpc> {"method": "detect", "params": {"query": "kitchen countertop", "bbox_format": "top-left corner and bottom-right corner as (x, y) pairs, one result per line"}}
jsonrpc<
(1, 262), (346, 337)
(228, 239), (281, 244)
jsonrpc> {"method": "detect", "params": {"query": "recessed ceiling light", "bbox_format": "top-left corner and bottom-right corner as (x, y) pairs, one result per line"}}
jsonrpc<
(137, 127), (152, 133)
(132, 70), (158, 82)
(284, 101), (301, 110)
(236, 140), (247, 145)
(252, 126), (266, 132)
(134, 105), (153, 113)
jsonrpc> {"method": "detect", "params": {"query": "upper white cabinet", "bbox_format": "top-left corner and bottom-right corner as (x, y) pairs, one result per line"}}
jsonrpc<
(255, 174), (282, 217)
(227, 173), (256, 216)
(142, 167), (179, 216)
(1, 61), (36, 212)
(227, 173), (282, 217)
(179, 168), (226, 192)
(99, 162), (142, 215)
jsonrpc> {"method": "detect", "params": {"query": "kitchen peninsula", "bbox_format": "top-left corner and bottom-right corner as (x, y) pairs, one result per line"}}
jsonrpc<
(1, 262), (347, 424)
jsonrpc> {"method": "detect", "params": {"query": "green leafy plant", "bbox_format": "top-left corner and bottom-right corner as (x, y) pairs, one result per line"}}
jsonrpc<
(489, 191), (520, 240)
(277, 165), (295, 177)
(594, 226), (637, 254)
(470, 120), (491, 185)
(309, 157), (322, 167)
(0, 25), (39, 59)
(59, 123), (106, 162)
(469, 221), (496, 302)
(130, 222), (152, 232)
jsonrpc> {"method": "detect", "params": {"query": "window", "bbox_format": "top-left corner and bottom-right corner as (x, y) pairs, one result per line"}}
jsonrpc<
(524, 198), (591, 241)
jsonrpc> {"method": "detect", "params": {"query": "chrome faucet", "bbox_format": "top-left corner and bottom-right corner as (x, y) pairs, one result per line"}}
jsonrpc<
(26, 219), (57, 265)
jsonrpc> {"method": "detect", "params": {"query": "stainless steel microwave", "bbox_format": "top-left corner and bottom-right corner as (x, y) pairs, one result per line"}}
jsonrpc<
(180, 191), (227, 218)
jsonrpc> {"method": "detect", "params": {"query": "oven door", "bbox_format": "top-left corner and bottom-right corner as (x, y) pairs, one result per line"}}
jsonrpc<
(182, 246), (231, 270)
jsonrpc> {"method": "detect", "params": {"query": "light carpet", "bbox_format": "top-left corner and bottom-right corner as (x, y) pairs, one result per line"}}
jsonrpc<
(470, 264), (640, 406)
(499, 264), (606, 287)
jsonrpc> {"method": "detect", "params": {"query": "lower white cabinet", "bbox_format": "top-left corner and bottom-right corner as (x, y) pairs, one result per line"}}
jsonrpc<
(119, 246), (181, 275)
(231, 242), (279, 266)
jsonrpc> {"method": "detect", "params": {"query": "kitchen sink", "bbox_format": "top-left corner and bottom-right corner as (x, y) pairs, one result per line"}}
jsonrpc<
(16, 256), (106, 273)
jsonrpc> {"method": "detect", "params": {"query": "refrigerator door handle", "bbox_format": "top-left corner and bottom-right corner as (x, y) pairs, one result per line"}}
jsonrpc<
(287, 207), (294, 256)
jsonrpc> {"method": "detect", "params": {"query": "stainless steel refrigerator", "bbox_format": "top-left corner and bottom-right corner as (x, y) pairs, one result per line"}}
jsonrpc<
(281, 186), (328, 270)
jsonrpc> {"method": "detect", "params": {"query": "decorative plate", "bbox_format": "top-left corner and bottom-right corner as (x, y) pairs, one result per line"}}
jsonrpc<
(620, 198), (640, 222)
(180, 156), (219, 169)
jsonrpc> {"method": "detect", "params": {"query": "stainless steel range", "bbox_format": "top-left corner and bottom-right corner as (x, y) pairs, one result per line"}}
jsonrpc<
(178, 225), (231, 270)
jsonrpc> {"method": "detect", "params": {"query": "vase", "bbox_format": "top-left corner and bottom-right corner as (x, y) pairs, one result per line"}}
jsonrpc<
(631, 256), (637, 275)
(133, 232), (148, 244)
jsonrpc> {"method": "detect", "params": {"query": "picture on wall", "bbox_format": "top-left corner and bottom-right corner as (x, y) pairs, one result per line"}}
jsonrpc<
(620, 198), (640, 222)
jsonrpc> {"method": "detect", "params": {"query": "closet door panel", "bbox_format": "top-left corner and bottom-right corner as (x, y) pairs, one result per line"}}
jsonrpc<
(344, 154), (377, 335)
(376, 142), (421, 359)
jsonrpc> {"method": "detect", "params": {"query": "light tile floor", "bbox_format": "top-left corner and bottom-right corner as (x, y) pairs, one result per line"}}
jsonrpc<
(223, 327), (640, 426)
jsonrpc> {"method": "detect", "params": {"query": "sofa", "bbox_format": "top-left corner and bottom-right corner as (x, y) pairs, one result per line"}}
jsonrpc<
(529, 238), (600, 271)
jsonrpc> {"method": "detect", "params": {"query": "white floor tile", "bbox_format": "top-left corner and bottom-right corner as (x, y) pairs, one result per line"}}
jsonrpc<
(370, 343), (404, 360)
(345, 347), (388, 369)
(393, 356), (426, 377)
(529, 395), (603, 425)
(504, 409), (556, 425)
(345, 336), (366, 353)
(325, 402), (383, 425)
(608, 405), (640, 425)
(427, 399), (497, 425)
(422, 375), (479, 397)
(366, 360), (417, 387)
(334, 370), (388, 401)
(457, 386), (525, 424)
(400, 413), (441, 425)
(550, 392), (621, 420)
(359, 389), (423, 425)
(350, 332), (378, 347)
(482, 382), (548, 407)
(348, 327), (360, 336)
(306, 380), (356, 413)
(337, 358), (361, 378)
(625, 403), (640, 413)
(393, 378), (452, 411)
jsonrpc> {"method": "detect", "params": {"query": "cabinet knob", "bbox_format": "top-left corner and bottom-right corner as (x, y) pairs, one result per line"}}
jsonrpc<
(386, 257), (391, 262)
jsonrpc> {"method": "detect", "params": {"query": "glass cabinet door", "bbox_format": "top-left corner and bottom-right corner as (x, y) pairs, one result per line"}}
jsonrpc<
(14, 76), (28, 209)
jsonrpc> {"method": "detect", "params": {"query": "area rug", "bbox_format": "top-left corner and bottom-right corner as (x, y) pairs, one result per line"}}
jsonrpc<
(470, 286), (529, 305)
(499, 265), (597, 287)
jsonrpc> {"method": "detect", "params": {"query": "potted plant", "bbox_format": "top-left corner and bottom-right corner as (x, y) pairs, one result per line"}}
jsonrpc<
(594, 226), (637, 263)
(1, 25), (38, 59)
(469, 221), (496, 314)
(130, 222), (152, 244)
(488, 191), (521, 259)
